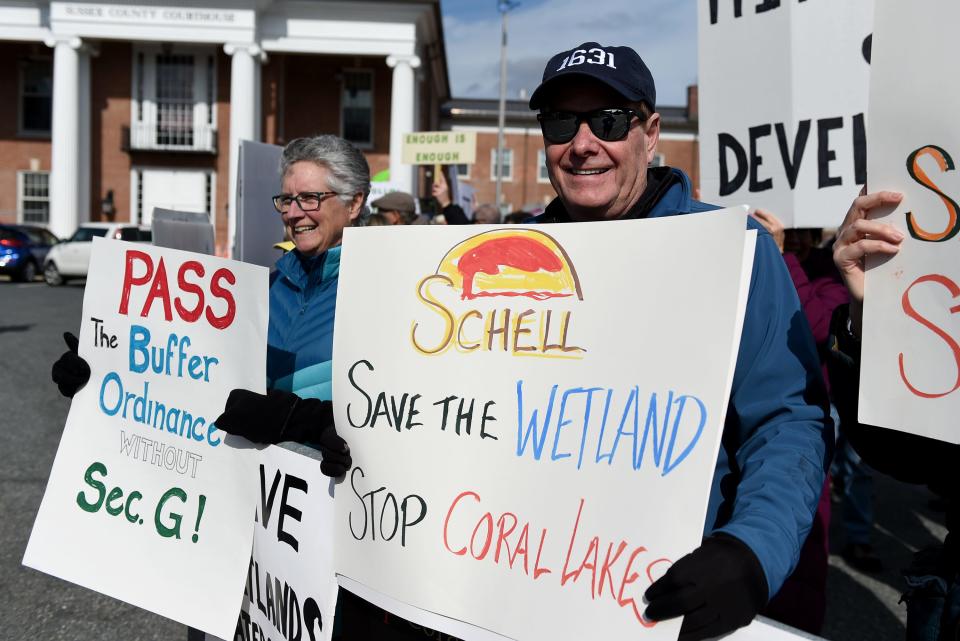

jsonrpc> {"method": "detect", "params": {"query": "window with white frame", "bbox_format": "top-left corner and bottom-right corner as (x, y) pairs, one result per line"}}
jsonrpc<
(156, 54), (195, 147)
(131, 46), (216, 152)
(20, 59), (52, 135)
(342, 70), (373, 148)
(18, 171), (50, 224)
(455, 164), (471, 180)
(537, 149), (550, 183)
(490, 148), (513, 182)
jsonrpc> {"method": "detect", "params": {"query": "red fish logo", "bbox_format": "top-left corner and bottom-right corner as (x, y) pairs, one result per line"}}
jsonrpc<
(434, 229), (583, 301)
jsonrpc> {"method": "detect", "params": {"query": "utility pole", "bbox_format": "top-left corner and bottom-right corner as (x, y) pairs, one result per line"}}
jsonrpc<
(495, 1), (518, 213)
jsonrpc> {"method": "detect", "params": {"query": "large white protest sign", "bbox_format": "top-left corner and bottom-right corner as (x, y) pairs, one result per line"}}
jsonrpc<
(24, 239), (268, 637)
(698, 0), (873, 227)
(332, 211), (754, 639)
(860, 0), (960, 443)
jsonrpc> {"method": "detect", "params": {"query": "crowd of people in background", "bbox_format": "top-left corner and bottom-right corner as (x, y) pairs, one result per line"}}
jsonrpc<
(358, 165), (541, 228)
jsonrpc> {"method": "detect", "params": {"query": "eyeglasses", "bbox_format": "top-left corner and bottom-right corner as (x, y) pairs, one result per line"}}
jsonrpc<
(537, 108), (642, 144)
(272, 191), (339, 213)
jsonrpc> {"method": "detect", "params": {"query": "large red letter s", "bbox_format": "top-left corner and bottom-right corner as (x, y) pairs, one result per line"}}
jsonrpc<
(205, 268), (236, 330)
(899, 274), (960, 399)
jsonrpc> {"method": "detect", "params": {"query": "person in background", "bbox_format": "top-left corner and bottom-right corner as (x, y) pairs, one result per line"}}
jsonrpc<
(503, 210), (531, 224)
(431, 167), (471, 224)
(364, 212), (390, 226)
(371, 191), (419, 225)
(827, 188), (957, 641)
(529, 41), (832, 640)
(472, 203), (501, 224)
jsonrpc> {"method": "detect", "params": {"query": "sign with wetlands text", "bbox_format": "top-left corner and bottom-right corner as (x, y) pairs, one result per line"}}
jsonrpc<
(209, 445), (339, 641)
(698, 0), (873, 228)
(402, 131), (477, 165)
(861, 0), (960, 443)
(332, 211), (755, 639)
(24, 239), (268, 638)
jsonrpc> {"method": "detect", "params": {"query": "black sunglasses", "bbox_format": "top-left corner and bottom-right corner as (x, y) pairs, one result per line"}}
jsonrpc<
(537, 108), (642, 144)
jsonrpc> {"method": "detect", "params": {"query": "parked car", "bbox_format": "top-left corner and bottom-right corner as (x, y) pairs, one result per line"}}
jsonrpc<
(0, 224), (59, 282)
(44, 223), (152, 286)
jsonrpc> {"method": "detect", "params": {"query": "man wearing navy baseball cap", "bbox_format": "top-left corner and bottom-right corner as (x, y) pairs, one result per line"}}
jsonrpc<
(531, 43), (832, 640)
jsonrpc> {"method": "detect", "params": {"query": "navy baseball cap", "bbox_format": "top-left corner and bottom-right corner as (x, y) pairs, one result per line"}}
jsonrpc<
(528, 42), (656, 112)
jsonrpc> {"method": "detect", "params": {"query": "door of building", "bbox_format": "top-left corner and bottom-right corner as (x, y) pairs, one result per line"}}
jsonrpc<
(133, 168), (212, 226)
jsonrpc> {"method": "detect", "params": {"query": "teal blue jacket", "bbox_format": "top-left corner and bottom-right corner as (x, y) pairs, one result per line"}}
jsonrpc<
(267, 246), (340, 401)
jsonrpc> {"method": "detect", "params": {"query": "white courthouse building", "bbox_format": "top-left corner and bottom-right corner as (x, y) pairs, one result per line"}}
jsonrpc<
(0, 0), (449, 254)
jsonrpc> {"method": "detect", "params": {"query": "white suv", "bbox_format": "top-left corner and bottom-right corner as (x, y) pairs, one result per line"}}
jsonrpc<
(44, 222), (152, 286)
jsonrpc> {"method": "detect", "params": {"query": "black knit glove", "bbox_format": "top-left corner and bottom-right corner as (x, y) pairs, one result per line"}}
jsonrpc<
(644, 534), (768, 641)
(51, 332), (91, 398)
(215, 388), (352, 477)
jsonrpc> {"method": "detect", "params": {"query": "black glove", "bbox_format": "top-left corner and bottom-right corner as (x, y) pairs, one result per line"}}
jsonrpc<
(215, 388), (352, 477)
(644, 534), (768, 641)
(51, 332), (91, 398)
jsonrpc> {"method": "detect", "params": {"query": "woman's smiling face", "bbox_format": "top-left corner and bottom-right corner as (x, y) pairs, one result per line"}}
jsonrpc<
(280, 161), (361, 257)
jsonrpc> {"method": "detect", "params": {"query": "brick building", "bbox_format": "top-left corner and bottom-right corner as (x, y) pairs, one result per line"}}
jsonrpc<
(0, 0), (449, 254)
(440, 86), (700, 214)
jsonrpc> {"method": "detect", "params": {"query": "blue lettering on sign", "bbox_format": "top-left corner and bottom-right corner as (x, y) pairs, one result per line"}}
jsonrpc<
(97, 369), (220, 448)
(128, 324), (219, 381)
(515, 380), (707, 476)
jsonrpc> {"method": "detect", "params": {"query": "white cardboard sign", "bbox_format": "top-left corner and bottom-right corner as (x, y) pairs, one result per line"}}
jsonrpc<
(697, 0), (873, 228)
(332, 211), (754, 640)
(24, 238), (268, 637)
(860, 0), (960, 443)
(212, 445), (339, 641)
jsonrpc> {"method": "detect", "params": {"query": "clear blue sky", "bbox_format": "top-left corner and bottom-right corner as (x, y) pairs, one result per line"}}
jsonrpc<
(439, 0), (698, 107)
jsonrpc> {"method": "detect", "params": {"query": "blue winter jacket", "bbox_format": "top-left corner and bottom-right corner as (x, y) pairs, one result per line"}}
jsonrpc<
(267, 246), (341, 401)
(537, 167), (833, 599)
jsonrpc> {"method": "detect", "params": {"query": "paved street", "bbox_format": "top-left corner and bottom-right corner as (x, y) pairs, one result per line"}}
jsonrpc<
(0, 278), (947, 640)
(0, 279), (185, 640)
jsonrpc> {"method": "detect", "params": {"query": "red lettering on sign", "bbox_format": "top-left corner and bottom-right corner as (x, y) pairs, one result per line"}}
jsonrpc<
(899, 273), (960, 398)
(117, 249), (237, 330)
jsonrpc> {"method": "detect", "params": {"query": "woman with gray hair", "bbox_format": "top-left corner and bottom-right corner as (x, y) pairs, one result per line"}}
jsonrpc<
(212, 134), (372, 474)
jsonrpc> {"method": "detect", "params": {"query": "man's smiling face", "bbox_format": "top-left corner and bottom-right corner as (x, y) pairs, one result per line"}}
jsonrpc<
(542, 77), (660, 221)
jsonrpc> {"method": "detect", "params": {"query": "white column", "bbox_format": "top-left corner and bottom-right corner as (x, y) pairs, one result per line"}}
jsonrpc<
(45, 36), (82, 238)
(224, 42), (261, 259)
(386, 54), (421, 195)
(78, 45), (92, 223)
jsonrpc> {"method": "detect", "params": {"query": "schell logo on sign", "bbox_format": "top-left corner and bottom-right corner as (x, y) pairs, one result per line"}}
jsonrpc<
(410, 229), (586, 358)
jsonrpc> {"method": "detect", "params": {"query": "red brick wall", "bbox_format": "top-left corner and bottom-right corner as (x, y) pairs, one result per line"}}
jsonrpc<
(658, 137), (700, 190)
(275, 54), (391, 179)
(462, 130), (557, 211)
(0, 41), (52, 224)
(90, 41), (131, 223)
